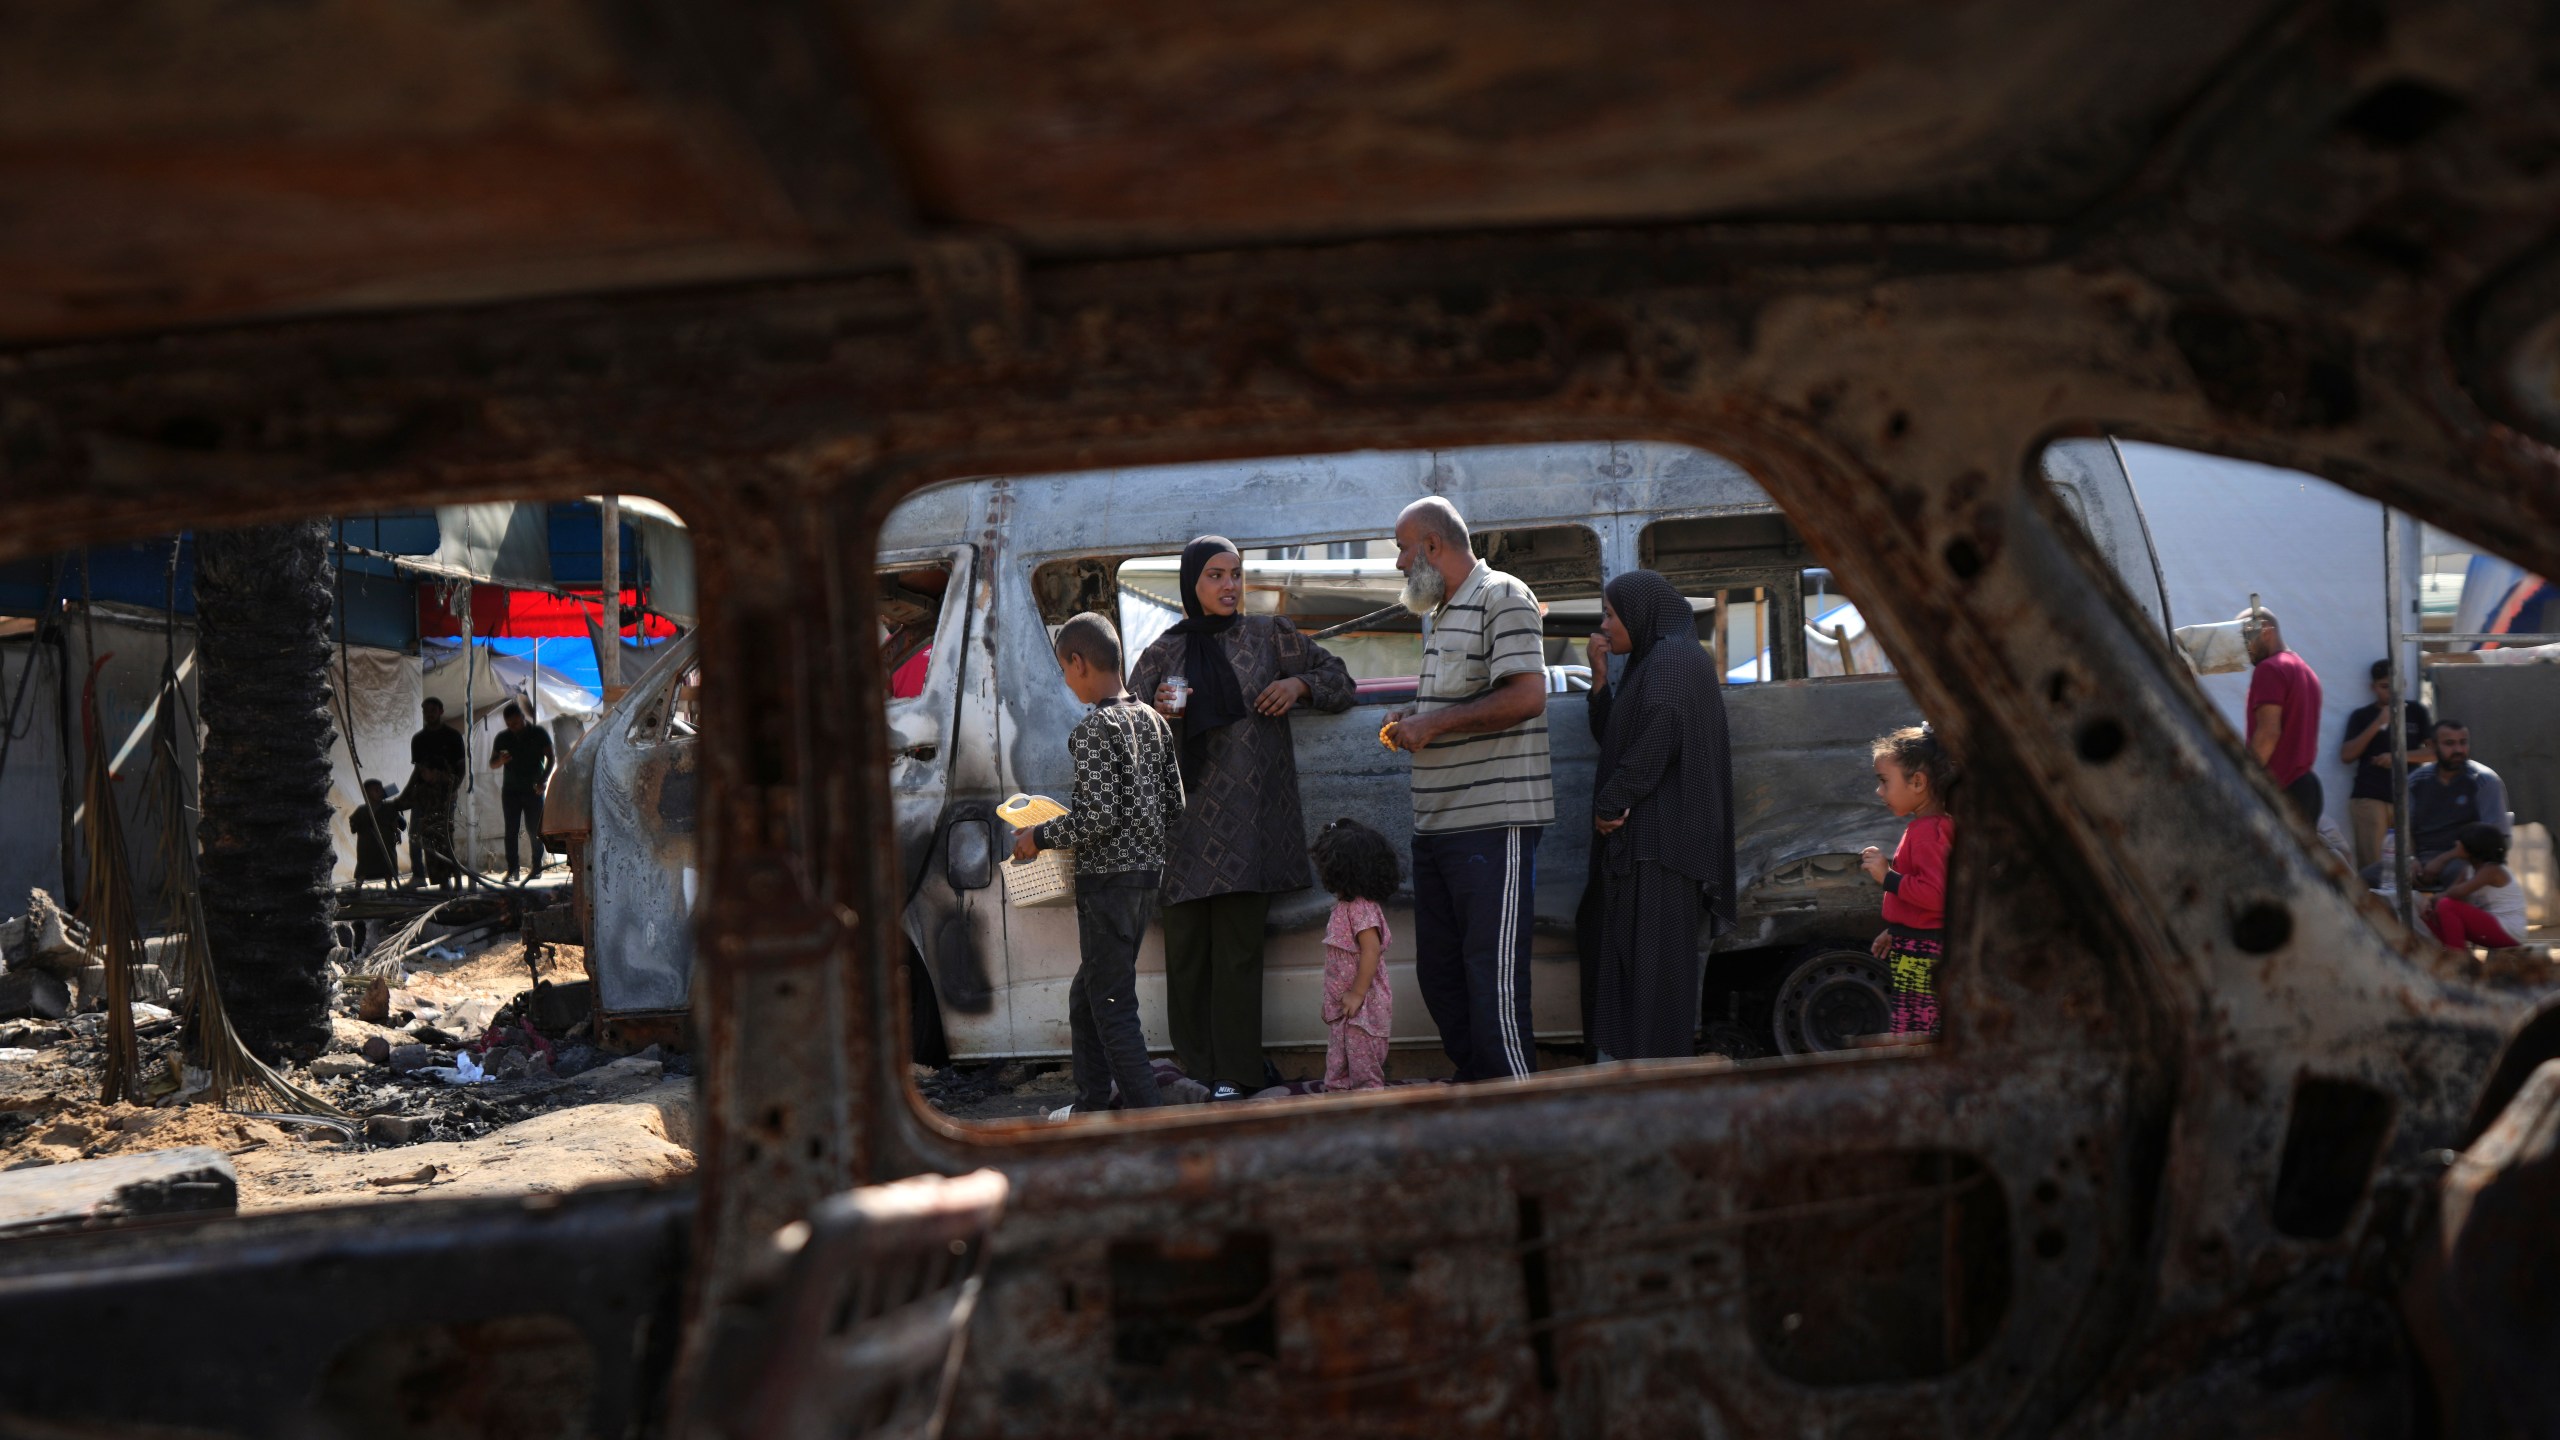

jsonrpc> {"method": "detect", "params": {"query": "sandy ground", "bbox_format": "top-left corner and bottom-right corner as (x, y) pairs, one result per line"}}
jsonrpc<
(235, 1078), (694, 1212)
(0, 1070), (694, 1211)
(0, 934), (699, 1212)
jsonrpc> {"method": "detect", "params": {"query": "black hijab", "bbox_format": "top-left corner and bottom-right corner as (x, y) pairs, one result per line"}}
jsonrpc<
(1596, 569), (1738, 937)
(1166, 536), (1251, 782)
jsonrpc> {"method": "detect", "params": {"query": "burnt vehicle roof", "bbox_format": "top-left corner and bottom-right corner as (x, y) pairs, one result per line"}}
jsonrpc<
(0, 3), (2552, 467)
(0, 4), (2484, 330)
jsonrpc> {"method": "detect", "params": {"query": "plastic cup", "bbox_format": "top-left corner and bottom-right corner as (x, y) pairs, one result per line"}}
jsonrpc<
(1164, 675), (1189, 714)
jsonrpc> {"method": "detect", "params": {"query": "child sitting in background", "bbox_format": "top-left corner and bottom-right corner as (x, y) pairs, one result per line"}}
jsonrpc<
(1311, 818), (1398, 1091)
(350, 779), (406, 889)
(1015, 613), (1186, 1115)
(1860, 725), (1956, 1036)
(2424, 822), (2527, 951)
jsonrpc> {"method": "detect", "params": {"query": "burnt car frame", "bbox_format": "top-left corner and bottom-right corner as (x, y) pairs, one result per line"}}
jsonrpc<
(6, 1), (2560, 1435)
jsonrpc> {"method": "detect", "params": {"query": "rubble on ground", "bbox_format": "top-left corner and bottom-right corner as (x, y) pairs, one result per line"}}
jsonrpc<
(0, 887), (698, 1210)
(0, 1145), (238, 1234)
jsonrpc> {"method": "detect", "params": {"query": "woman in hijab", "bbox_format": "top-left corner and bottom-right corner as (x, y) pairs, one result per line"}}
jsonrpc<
(1585, 569), (1737, 1061)
(1128, 537), (1356, 1099)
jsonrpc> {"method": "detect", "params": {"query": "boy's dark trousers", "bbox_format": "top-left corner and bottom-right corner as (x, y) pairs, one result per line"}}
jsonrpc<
(1070, 871), (1165, 1111)
(1412, 825), (1542, 1082)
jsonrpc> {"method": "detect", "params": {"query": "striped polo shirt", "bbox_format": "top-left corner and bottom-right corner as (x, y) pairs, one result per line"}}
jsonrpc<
(1411, 560), (1555, 833)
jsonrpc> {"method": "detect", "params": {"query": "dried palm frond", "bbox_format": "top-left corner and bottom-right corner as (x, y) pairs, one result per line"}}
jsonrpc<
(79, 658), (145, 1105)
(135, 663), (343, 1120)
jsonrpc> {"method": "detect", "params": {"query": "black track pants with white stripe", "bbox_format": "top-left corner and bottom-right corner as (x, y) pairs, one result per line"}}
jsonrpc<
(1412, 825), (1541, 1081)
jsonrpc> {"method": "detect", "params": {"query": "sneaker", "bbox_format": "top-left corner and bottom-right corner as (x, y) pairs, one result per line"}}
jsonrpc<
(1046, 1104), (1076, 1121)
(1211, 1084), (1245, 1102)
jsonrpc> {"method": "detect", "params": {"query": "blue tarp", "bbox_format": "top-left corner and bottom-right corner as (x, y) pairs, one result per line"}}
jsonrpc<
(486, 633), (676, 699)
(0, 502), (667, 655)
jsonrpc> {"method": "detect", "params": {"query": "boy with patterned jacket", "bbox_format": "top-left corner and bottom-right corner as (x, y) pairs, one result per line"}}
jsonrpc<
(1013, 613), (1185, 1112)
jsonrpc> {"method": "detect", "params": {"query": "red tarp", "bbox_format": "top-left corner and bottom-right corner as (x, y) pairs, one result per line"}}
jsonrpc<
(418, 586), (680, 640)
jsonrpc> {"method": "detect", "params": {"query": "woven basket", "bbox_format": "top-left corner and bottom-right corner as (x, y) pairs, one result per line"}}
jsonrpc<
(1002, 848), (1077, 908)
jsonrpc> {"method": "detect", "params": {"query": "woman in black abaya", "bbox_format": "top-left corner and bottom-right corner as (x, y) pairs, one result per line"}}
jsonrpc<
(1585, 569), (1737, 1060)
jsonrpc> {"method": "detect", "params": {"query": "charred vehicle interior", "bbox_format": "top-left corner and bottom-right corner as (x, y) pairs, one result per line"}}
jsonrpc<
(6, 1), (2560, 1436)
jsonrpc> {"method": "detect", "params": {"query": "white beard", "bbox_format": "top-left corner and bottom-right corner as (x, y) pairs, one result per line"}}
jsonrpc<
(1400, 564), (1448, 616)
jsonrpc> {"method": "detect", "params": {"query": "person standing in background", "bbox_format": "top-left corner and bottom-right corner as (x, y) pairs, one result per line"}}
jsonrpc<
(400, 697), (467, 888)
(2339, 659), (2432, 873)
(1385, 496), (1554, 1083)
(488, 700), (556, 883)
(1128, 535), (1356, 1101)
(1861, 726), (1957, 1037)
(1583, 570), (1736, 1062)
(2241, 607), (2324, 825)
(1017, 613), (1184, 1116)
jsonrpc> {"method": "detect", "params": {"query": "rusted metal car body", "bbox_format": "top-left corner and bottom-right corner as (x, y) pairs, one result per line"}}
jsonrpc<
(545, 635), (705, 1029)
(6, 2), (2560, 1436)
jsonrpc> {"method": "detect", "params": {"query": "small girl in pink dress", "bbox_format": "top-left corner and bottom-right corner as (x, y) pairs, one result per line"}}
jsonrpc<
(1312, 818), (1398, 1091)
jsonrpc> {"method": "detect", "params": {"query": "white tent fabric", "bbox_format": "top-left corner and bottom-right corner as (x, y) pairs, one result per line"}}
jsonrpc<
(429, 504), (554, 590)
(1116, 586), (1183, 675)
(1804, 599), (1894, 677)
(0, 614), (199, 920)
(421, 641), (602, 725)
(0, 637), (65, 904)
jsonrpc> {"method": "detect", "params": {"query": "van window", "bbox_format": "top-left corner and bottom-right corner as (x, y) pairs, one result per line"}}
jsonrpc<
(881, 563), (953, 699)
(1111, 525), (1601, 704)
(1804, 569), (1897, 679)
(623, 650), (700, 743)
(1637, 515), (1809, 684)
(1116, 537), (1416, 687)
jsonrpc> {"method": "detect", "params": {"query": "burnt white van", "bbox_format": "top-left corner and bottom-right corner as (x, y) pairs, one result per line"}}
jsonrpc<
(561, 440), (2167, 1063)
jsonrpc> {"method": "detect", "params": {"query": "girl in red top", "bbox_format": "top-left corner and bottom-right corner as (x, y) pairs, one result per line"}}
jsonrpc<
(1860, 725), (1955, 1036)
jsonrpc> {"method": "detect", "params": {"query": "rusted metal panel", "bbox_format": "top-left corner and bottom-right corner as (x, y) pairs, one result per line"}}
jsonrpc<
(683, 1169), (1008, 1440)
(0, 5), (2558, 1433)
(559, 633), (704, 1019)
(0, 1186), (693, 1437)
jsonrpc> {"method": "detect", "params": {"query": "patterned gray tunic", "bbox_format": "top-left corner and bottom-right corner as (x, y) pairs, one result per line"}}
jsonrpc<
(1129, 616), (1356, 905)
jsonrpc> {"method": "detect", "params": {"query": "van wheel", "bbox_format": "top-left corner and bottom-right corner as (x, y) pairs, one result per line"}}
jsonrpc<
(1771, 947), (1891, 1057)
(906, 944), (951, 1069)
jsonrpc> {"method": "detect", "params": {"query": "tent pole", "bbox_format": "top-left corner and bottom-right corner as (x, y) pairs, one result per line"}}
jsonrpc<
(461, 576), (476, 885)
(600, 496), (622, 704)
(2385, 508), (2415, 929)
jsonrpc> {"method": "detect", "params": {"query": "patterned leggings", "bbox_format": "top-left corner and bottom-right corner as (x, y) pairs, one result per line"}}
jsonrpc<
(1883, 925), (1944, 1036)
(1325, 1024), (1390, 1091)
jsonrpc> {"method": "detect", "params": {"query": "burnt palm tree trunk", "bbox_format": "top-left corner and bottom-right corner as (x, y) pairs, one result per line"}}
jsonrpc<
(194, 521), (338, 1060)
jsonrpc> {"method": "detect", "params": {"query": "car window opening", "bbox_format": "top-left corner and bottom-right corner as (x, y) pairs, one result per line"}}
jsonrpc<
(889, 444), (1969, 1127)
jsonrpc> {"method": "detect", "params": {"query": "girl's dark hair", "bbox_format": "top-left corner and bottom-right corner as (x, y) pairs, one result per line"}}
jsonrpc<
(1312, 818), (1401, 904)
(1872, 723), (1959, 798)
(2458, 821), (2509, 865)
